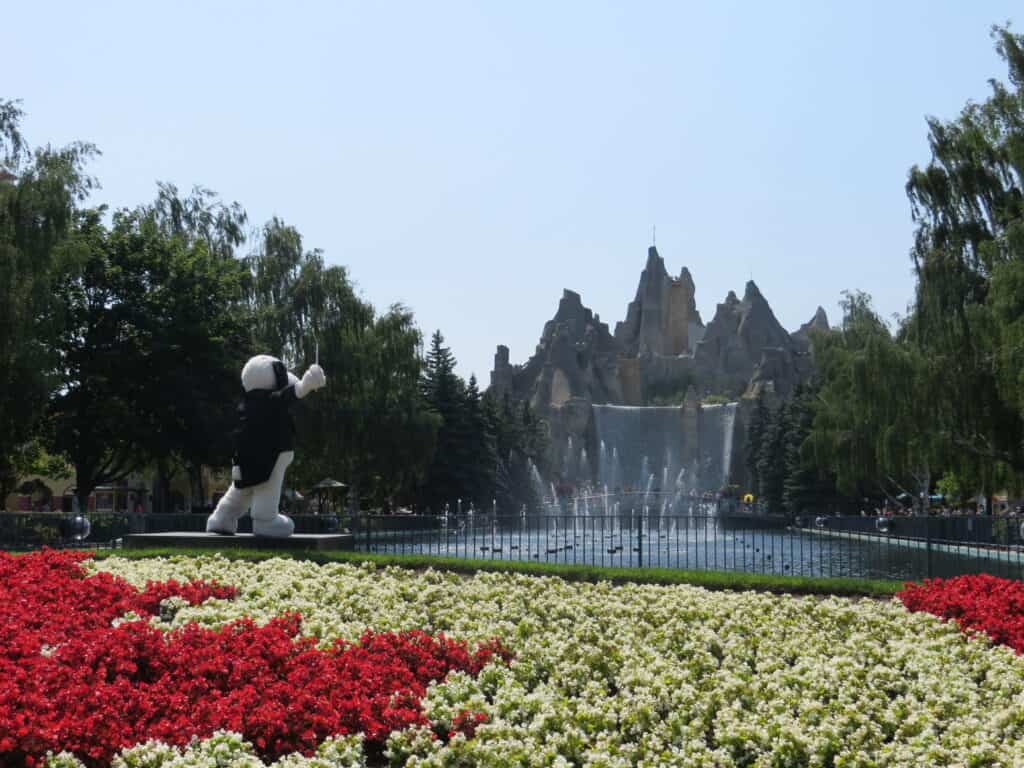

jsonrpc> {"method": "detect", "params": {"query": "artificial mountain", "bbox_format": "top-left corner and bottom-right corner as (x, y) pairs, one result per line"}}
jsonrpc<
(488, 246), (827, 491)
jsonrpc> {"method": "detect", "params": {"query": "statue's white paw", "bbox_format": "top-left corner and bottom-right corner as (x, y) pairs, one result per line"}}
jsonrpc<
(253, 513), (294, 538)
(206, 510), (238, 535)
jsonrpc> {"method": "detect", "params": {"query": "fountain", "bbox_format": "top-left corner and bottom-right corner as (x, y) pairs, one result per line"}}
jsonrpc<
(591, 401), (738, 496)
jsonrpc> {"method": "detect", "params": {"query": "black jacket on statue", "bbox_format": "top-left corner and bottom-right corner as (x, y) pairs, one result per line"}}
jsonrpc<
(233, 385), (297, 488)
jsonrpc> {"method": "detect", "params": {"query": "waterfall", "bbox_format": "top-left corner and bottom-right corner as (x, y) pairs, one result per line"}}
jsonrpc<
(721, 403), (737, 487)
(593, 401), (739, 495)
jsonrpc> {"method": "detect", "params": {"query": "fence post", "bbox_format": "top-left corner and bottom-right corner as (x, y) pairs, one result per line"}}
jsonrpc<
(638, 511), (643, 568)
(925, 516), (933, 579)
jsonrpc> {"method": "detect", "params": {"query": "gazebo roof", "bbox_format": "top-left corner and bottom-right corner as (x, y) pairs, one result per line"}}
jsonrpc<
(310, 478), (347, 491)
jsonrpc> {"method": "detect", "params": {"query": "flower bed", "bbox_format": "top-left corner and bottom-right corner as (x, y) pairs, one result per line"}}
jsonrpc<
(4, 551), (1024, 766)
(0, 552), (506, 767)
(899, 573), (1024, 653)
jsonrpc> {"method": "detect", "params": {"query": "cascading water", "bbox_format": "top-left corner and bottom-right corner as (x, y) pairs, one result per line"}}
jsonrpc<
(721, 404), (737, 486)
(528, 460), (547, 506)
(698, 402), (739, 489)
(592, 401), (739, 498)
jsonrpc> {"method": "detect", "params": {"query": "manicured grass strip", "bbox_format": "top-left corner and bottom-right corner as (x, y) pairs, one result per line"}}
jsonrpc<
(94, 547), (903, 597)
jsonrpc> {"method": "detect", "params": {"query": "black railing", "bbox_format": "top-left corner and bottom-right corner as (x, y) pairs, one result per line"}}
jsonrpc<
(350, 512), (1024, 581)
(4, 509), (1024, 582)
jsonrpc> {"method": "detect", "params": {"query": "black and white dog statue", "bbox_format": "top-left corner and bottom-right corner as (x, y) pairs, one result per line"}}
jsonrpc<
(206, 354), (326, 538)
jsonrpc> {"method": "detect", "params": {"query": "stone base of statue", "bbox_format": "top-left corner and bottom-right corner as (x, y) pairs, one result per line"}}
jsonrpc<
(123, 531), (354, 551)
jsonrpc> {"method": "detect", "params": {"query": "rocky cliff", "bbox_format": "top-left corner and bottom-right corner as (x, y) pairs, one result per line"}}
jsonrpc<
(488, 245), (826, 490)
(490, 245), (824, 410)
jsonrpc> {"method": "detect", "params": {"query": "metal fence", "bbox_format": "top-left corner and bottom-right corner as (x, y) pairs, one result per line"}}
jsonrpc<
(4, 508), (1024, 582)
(351, 511), (1024, 581)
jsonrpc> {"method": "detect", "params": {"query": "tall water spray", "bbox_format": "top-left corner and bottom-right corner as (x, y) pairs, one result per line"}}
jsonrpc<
(592, 401), (740, 497)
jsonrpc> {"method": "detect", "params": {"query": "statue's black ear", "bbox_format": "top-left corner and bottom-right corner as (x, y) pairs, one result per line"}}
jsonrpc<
(272, 361), (288, 390)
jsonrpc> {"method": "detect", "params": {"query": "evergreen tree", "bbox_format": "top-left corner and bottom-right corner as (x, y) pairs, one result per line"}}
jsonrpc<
(419, 331), (470, 514)
(483, 391), (549, 515)
(781, 385), (823, 517)
(462, 375), (496, 510)
(756, 402), (787, 514)
(745, 391), (769, 493)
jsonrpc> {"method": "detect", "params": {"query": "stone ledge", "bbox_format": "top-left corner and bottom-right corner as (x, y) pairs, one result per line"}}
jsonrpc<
(123, 532), (354, 551)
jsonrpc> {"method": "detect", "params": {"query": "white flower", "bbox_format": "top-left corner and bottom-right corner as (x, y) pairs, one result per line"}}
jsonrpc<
(84, 556), (1024, 767)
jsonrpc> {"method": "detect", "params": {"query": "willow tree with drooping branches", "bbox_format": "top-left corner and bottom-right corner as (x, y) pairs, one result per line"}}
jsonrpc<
(0, 99), (98, 497)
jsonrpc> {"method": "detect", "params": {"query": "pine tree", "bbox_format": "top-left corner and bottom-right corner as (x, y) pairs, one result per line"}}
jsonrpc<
(745, 391), (769, 493)
(419, 331), (466, 513)
(756, 402), (787, 514)
(782, 385), (817, 517)
(462, 375), (496, 510)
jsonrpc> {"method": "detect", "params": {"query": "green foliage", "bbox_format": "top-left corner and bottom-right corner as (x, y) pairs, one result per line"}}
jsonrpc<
(0, 100), (98, 497)
(245, 221), (438, 508)
(781, 385), (831, 516)
(745, 384), (837, 516)
(415, 332), (548, 515)
(646, 374), (695, 406)
(809, 292), (938, 503)
(744, 391), (769, 492)
(486, 391), (548, 515)
(901, 25), (1024, 490)
(755, 400), (787, 514)
(418, 331), (490, 513)
(130, 185), (254, 507)
(47, 205), (251, 511)
(935, 471), (968, 507)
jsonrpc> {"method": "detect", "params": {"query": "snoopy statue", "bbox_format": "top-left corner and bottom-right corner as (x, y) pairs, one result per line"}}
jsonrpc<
(206, 354), (326, 538)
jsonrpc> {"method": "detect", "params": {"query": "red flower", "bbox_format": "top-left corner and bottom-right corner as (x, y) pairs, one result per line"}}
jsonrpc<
(0, 550), (512, 766)
(449, 710), (489, 740)
(898, 573), (1024, 653)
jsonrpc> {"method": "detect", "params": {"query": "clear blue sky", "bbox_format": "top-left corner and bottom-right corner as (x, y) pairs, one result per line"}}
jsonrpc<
(7, 1), (1020, 380)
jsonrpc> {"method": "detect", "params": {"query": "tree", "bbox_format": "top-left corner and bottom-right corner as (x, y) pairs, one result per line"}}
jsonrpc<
(809, 292), (939, 510)
(461, 375), (497, 510)
(902, 26), (1024, 489)
(781, 384), (832, 517)
(246, 220), (438, 509)
(47, 207), (251, 514)
(485, 391), (549, 515)
(744, 391), (769, 493)
(419, 331), (470, 514)
(131, 185), (252, 507)
(755, 401), (787, 515)
(246, 217), (307, 361)
(144, 181), (247, 261)
(0, 99), (97, 497)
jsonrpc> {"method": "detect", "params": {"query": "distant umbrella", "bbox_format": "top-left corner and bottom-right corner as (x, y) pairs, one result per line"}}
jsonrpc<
(310, 479), (347, 515)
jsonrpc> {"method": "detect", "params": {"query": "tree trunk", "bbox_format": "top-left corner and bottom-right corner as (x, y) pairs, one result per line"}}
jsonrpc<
(188, 462), (206, 512)
(153, 458), (170, 515)
(913, 465), (931, 516)
(74, 465), (94, 518)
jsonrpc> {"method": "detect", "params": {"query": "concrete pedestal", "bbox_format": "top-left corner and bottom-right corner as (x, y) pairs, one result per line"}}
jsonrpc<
(123, 532), (354, 551)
